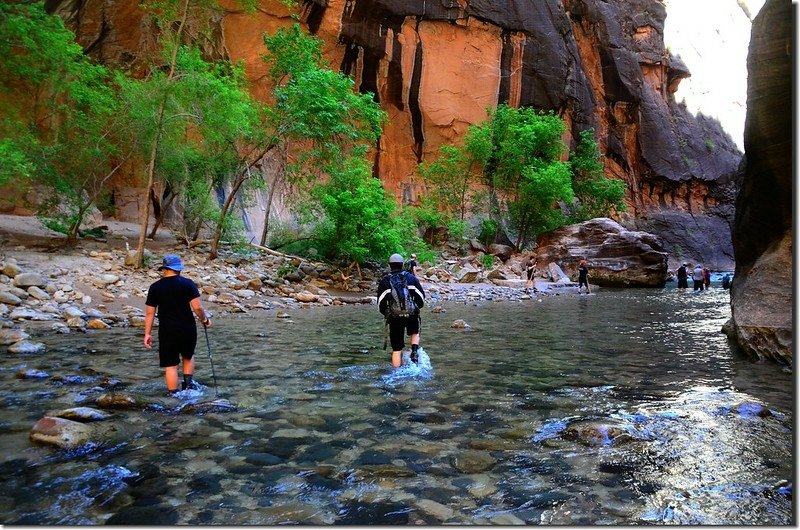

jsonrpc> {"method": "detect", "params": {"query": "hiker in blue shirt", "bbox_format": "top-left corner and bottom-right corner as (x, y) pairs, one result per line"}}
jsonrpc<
(377, 253), (425, 368)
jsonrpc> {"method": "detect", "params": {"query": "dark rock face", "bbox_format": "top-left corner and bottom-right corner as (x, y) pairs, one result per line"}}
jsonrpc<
(50, 0), (741, 266)
(535, 218), (668, 287)
(726, 0), (792, 365)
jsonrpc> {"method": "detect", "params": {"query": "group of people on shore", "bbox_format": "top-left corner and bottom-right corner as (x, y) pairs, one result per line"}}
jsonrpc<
(676, 262), (711, 292)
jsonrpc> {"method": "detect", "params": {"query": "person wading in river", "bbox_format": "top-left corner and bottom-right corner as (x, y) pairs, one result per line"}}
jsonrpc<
(577, 259), (591, 294)
(378, 253), (425, 368)
(144, 254), (211, 395)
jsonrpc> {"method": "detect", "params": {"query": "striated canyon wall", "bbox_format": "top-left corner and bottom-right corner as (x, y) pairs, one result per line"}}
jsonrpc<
(50, 0), (743, 269)
(725, 0), (792, 365)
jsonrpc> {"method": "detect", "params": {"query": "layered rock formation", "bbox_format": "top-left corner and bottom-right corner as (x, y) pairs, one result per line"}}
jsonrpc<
(725, 0), (792, 366)
(534, 218), (668, 287)
(49, 0), (742, 268)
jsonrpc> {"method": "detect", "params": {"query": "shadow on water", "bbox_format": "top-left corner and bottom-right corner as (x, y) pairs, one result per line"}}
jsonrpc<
(0, 286), (793, 524)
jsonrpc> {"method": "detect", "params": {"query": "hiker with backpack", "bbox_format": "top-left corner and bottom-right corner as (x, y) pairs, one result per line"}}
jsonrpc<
(378, 253), (426, 368)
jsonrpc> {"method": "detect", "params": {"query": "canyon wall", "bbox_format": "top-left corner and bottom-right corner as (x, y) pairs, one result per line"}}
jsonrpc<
(49, 0), (743, 269)
(726, 0), (792, 365)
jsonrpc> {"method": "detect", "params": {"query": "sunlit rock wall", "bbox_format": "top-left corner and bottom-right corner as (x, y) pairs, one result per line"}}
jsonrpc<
(51, 0), (743, 267)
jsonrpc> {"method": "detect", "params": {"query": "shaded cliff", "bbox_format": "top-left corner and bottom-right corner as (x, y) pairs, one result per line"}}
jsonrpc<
(51, 0), (742, 268)
(725, 0), (792, 365)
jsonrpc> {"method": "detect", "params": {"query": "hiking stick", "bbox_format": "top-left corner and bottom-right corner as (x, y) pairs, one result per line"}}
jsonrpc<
(203, 326), (219, 397)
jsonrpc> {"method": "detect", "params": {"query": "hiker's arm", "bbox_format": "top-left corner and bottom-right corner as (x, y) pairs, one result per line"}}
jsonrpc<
(190, 297), (211, 328)
(144, 305), (155, 348)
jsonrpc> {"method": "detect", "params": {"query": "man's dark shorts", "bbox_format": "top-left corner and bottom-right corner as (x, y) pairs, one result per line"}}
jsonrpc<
(388, 315), (420, 351)
(158, 330), (197, 367)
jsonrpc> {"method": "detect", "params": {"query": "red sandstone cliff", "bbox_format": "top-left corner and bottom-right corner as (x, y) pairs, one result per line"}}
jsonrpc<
(49, 0), (742, 268)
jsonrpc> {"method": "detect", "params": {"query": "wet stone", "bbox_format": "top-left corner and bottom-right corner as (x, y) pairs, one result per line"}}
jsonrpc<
(106, 505), (178, 525)
(244, 452), (284, 466)
(354, 450), (393, 466)
(450, 450), (496, 474)
(15, 368), (48, 379)
(336, 501), (411, 525)
(187, 474), (223, 494)
(8, 340), (46, 354)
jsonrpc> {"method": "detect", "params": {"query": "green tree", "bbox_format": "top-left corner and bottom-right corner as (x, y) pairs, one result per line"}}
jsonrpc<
(568, 128), (626, 222)
(258, 23), (386, 246)
(309, 151), (401, 265)
(0, 2), (129, 243)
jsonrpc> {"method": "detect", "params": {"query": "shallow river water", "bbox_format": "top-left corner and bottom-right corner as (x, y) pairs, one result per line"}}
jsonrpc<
(0, 285), (793, 524)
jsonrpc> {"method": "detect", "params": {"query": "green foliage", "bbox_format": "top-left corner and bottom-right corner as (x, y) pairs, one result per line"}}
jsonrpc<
(568, 129), (626, 222)
(276, 262), (295, 279)
(704, 137), (716, 153)
(0, 2), (126, 240)
(478, 218), (498, 247)
(480, 254), (495, 269)
(38, 216), (70, 236)
(417, 144), (479, 221)
(310, 154), (401, 264)
(446, 218), (468, 243)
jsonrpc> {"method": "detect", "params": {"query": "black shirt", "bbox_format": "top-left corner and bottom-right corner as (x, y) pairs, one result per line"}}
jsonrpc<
(145, 275), (201, 333)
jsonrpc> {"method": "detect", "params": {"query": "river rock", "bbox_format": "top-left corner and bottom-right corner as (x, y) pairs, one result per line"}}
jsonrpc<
(178, 398), (237, 415)
(13, 273), (46, 288)
(535, 218), (668, 287)
(3, 262), (22, 278)
(27, 286), (50, 301)
(66, 317), (86, 329)
(95, 393), (143, 410)
(450, 450), (496, 473)
(86, 319), (110, 330)
(488, 244), (515, 261)
(129, 316), (146, 328)
(10, 308), (54, 320)
(451, 319), (470, 329)
(30, 416), (92, 449)
(48, 407), (112, 422)
(98, 274), (119, 285)
(8, 340), (46, 354)
(415, 499), (454, 521)
(63, 306), (86, 319)
(563, 419), (633, 446)
(0, 328), (29, 345)
(0, 291), (22, 306)
(16, 368), (49, 379)
(294, 291), (319, 303)
(456, 265), (481, 283)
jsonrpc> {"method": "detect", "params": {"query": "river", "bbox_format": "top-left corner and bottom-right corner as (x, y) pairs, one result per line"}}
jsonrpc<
(0, 284), (793, 524)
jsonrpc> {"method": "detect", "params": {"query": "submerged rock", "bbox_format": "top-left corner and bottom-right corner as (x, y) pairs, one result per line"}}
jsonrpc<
(48, 407), (112, 422)
(0, 328), (30, 345)
(450, 450), (496, 473)
(95, 392), (145, 410)
(30, 416), (92, 449)
(8, 340), (46, 354)
(16, 368), (49, 379)
(178, 398), (237, 415)
(563, 419), (635, 446)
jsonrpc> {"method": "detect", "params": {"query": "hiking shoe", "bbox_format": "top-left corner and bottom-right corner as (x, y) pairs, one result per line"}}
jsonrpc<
(410, 351), (419, 364)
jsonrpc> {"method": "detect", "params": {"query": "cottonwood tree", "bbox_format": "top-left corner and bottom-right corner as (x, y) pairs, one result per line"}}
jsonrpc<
(0, 2), (131, 243)
(568, 128), (626, 222)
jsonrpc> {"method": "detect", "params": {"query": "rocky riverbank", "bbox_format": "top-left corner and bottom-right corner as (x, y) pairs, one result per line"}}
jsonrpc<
(0, 215), (586, 354)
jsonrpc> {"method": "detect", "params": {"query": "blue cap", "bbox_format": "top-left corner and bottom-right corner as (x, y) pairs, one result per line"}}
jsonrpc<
(158, 254), (184, 271)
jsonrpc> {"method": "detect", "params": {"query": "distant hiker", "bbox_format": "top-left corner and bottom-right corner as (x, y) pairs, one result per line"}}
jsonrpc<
(405, 253), (419, 276)
(722, 274), (732, 290)
(524, 256), (537, 292)
(703, 267), (711, 290)
(577, 259), (591, 294)
(692, 264), (705, 292)
(378, 253), (425, 368)
(144, 254), (211, 395)
(676, 263), (689, 289)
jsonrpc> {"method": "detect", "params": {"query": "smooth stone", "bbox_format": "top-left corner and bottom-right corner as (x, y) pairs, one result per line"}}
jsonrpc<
(63, 306), (86, 319)
(8, 340), (46, 354)
(244, 453), (284, 466)
(3, 263), (22, 277)
(86, 318), (110, 329)
(66, 317), (86, 328)
(178, 398), (237, 414)
(48, 407), (112, 422)
(27, 286), (50, 300)
(29, 416), (92, 449)
(415, 499), (454, 521)
(450, 450), (496, 474)
(0, 329), (30, 345)
(13, 272), (46, 288)
(0, 291), (22, 305)
(95, 393), (143, 410)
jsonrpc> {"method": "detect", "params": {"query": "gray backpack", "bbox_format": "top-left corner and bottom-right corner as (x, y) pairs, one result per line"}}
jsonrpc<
(386, 272), (418, 319)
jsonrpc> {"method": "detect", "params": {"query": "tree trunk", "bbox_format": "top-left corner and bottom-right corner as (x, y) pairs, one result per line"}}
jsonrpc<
(259, 175), (280, 247)
(209, 172), (246, 260)
(148, 187), (176, 239)
(134, 0), (190, 268)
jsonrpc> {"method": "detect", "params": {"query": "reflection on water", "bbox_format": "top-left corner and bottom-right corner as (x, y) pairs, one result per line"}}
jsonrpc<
(0, 286), (793, 524)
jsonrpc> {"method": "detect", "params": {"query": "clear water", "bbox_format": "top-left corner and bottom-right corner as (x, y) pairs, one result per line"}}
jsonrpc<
(0, 286), (793, 524)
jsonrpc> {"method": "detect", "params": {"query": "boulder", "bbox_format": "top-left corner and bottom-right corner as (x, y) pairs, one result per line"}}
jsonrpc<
(488, 244), (514, 261)
(95, 393), (144, 410)
(3, 262), (22, 278)
(30, 416), (92, 449)
(86, 319), (110, 329)
(13, 273), (46, 288)
(456, 265), (481, 283)
(294, 291), (319, 303)
(27, 286), (50, 301)
(563, 419), (634, 446)
(535, 218), (668, 287)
